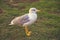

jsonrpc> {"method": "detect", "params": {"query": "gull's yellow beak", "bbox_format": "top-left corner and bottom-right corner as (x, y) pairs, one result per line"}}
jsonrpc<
(36, 10), (40, 12)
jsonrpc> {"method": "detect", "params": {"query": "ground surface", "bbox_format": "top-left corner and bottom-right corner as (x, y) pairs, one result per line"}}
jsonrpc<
(0, 0), (60, 40)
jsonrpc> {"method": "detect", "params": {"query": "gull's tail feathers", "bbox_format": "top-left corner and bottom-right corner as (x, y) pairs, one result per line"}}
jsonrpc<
(9, 23), (13, 25)
(9, 20), (14, 25)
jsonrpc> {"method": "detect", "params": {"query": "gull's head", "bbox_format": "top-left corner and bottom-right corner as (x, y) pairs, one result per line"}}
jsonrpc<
(29, 8), (40, 13)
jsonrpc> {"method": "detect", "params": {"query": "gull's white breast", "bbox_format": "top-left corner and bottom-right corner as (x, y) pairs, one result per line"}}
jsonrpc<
(28, 13), (37, 21)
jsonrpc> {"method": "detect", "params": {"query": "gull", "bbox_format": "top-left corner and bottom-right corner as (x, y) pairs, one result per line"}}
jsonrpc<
(9, 8), (40, 36)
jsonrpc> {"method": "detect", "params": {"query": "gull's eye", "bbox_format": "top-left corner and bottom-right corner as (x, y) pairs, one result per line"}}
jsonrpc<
(32, 9), (35, 11)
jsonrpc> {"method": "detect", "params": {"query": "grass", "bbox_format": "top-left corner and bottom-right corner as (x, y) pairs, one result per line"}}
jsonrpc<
(0, 0), (60, 40)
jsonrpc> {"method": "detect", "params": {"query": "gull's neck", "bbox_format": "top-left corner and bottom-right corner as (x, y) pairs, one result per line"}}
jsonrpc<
(28, 12), (37, 20)
(28, 12), (37, 17)
(29, 11), (37, 14)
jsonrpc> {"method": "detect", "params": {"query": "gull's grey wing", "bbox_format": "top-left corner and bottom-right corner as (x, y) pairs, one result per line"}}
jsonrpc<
(20, 14), (30, 25)
(12, 14), (30, 25)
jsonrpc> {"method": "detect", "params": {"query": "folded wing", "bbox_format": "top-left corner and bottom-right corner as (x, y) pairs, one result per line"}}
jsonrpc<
(10, 14), (30, 25)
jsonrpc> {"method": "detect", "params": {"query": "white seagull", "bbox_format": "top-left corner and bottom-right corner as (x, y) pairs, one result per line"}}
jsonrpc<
(9, 8), (40, 36)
